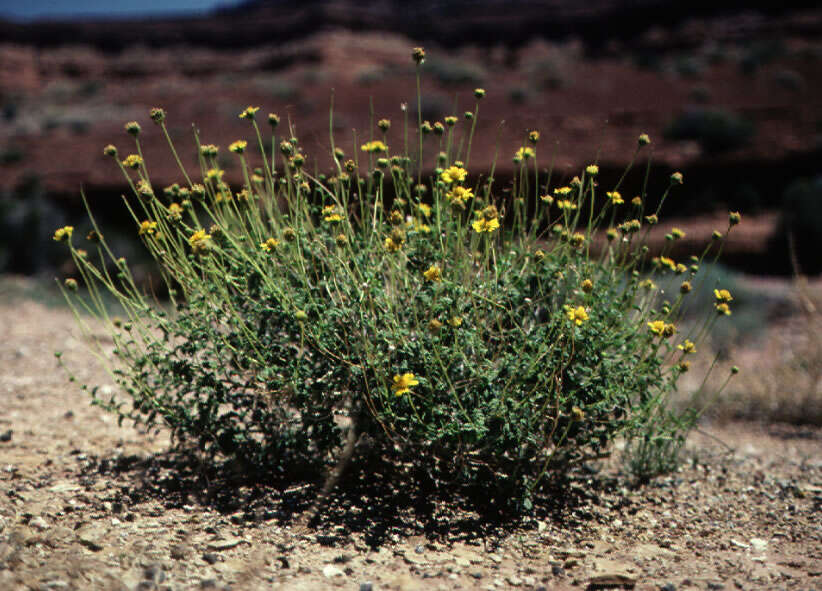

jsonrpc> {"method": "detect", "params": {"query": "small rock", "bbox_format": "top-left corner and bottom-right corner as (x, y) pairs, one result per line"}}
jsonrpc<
(551, 565), (565, 577)
(323, 564), (345, 578)
(134, 582), (156, 591)
(207, 537), (243, 551)
(707, 582), (724, 590)
(29, 516), (49, 531)
(507, 575), (522, 586)
(659, 584), (676, 591)
(0, 430), (12, 442)
(76, 524), (107, 551)
(588, 559), (637, 587)
(359, 583), (373, 591)
(470, 571), (484, 579)
(199, 579), (218, 589)
(42, 581), (68, 590)
(277, 556), (289, 569)
(415, 544), (424, 554)
(750, 538), (768, 553)
(488, 554), (503, 564)
(169, 544), (188, 559)
(143, 563), (165, 583)
(730, 539), (749, 549)
(202, 552), (219, 565)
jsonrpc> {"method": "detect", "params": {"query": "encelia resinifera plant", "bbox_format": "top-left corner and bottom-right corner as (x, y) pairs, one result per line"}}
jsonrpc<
(56, 47), (740, 510)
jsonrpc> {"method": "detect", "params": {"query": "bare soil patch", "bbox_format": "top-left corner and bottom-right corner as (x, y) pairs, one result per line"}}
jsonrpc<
(0, 279), (820, 590)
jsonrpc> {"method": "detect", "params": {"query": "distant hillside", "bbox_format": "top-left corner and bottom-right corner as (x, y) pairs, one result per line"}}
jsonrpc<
(1, 0), (820, 51)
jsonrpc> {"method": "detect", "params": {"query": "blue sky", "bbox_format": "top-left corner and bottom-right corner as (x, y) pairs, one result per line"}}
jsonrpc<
(0, 0), (243, 21)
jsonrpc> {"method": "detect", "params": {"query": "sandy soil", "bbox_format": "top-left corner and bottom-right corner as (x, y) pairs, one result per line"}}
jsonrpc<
(0, 282), (820, 591)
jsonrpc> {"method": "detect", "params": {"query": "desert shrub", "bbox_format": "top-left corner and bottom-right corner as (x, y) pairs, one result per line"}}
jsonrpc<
(425, 57), (486, 87)
(665, 108), (754, 154)
(57, 50), (739, 511)
(773, 176), (822, 275)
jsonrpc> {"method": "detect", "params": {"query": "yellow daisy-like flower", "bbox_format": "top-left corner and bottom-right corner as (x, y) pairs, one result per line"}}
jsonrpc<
(472, 217), (500, 234)
(448, 316), (463, 328)
(671, 227), (686, 239)
(515, 146), (535, 160)
(440, 165), (467, 185)
(121, 154), (143, 169)
(206, 168), (225, 182)
(648, 320), (676, 337)
(678, 340), (696, 354)
(423, 264), (442, 282)
(564, 305), (589, 326)
(606, 191), (624, 205)
(229, 140), (247, 154)
(238, 106), (260, 120)
(361, 140), (388, 153)
(446, 185), (474, 204)
(259, 237), (279, 252)
(138, 220), (158, 236)
(714, 289), (733, 303)
(53, 225), (74, 242)
(554, 186), (573, 196)
(659, 256), (677, 271)
(167, 202), (184, 221)
(417, 203), (432, 218)
(539, 194), (554, 205)
(391, 373), (419, 396)
(384, 236), (402, 252)
(188, 229), (211, 253)
(322, 204), (344, 222)
(556, 199), (577, 211)
(586, 164), (599, 175)
(412, 222), (431, 233)
(640, 279), (656, 290)
(715, 302), (732, 316)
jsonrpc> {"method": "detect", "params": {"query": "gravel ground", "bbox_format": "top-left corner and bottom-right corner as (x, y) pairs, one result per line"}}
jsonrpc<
(1, 281), (820, 591)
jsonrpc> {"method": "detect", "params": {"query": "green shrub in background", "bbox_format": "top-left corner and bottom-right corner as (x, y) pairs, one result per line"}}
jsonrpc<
(774, 176), (822, 275)
(665, 107), (754, 154)
(56, 48), (739, 510)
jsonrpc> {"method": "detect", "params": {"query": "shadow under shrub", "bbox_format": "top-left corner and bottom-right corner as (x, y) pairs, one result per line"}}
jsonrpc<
(57, 51), (739, 513)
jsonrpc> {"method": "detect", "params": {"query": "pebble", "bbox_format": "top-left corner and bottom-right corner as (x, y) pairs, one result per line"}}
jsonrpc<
(202, 552), (219, 564)
(143, 564), (165, 583)
(29, 516), (49, 531)
(750, 538), (768, 552)
(359, 583), (373, 591)
(707, 582), (724, 590)
(0, 430), (12, 442)
(207, 537), (243, 551)
(322, 564), (345, 578)
(659, 584), (676, 591)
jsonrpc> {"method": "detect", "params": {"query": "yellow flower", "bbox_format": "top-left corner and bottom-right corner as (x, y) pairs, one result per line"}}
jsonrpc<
(446, 185), (474, 204)
(122, 154), (143, 169)
(540, 194), (554, 205)
(167, 202), (184, 221)
(515, 146), (535, 160)
(412, 222), (431, 233)
(384, 236), (403, 252)
(188, 229), (211, 253)
(391, 373), (419, 396)
(206, 168), (224, 182)
(564, 305), (589, 326)
(586, 164), (599, 175)
(53, 226), (74, 242)
(640, 279), (656, 290)
(229, 140), (247, 154)
(259, 237), (279, 252)
(606, 191), (624, 205)
(556, 199), (577, 211)
(472, 217), (500, 233)
(659, 256), (677, 271)
(138, 220), (158, 236)
(417, 203), (432, 218)
(361, 140), (388, 153)
(714, 289), (733, 303)
(423, 265), (442, 282)
(715, 302), (732, 316)
(448, 316), (463, 328)
(554, 186), (573, 196)
(647, 320), (666, 336)
(581, 279), (594, 293)
(322, 204), (344, 222)
(238, 106), (260, 120)
(671, 227), (685, 239)
(440, 165), (467, 185)
(678, 340), (696, 354)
